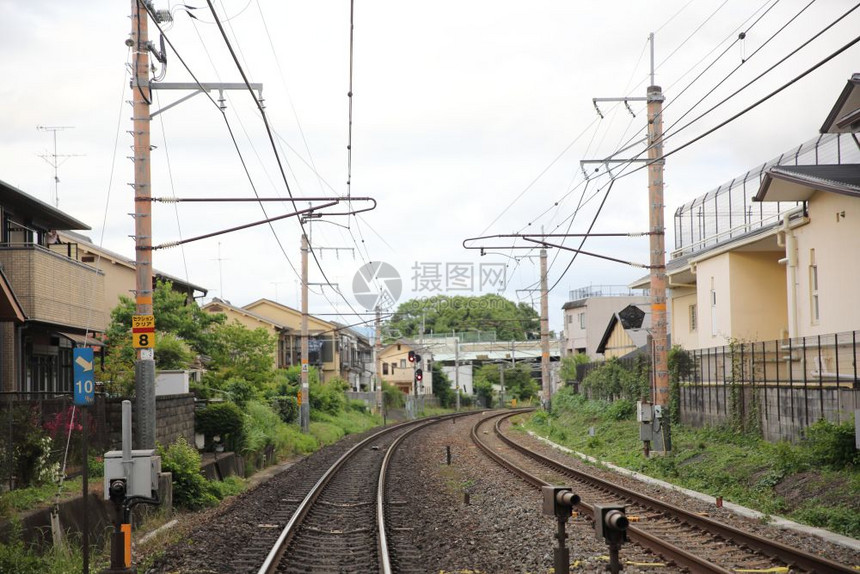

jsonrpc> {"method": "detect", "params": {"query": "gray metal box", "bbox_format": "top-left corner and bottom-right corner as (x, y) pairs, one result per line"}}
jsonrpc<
(103, 449), (161, 499)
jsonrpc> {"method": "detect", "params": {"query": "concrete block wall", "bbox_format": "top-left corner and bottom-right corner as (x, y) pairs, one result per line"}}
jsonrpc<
(105, 394), (195, 449)
(680, 384), (859, 442)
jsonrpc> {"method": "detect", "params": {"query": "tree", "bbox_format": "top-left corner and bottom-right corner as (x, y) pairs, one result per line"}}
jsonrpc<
(431, 362), (455, 407)
(474, 363), (538, 403)
(388, 294), (539, 341)
(208, 321), (277, 386)
(105, 279), (224, 356)
(560, 354), (589, 383)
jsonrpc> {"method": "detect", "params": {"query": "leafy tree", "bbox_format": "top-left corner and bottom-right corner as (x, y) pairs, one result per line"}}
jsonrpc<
(431, 361), (455, 407)
(106, 279), (224, 355)
(474, 363), (538, 403)
(208, 321), (277, 386)
(388, 294), (539, 341)
(155, 332), (194, 370)
(560, 354), (590, 383)
(473, 377), (494, 407)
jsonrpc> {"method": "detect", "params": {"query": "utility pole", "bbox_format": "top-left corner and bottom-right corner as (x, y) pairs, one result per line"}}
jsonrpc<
(540, 247), (550, 410)
(647, 38), (670, 453)
(499, 362), (505, 408)
(132, 0), (156, 450)
(454, 337), (460, 412)
(375, 306), (384, 423)
(300, 234), (310, 433)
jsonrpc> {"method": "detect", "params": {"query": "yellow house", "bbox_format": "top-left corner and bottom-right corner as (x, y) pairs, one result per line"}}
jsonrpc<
(596, 304), (653, 360)
(242, 299), (340, 381)
(379, 340), (433, 395)
(58, 230), (207, 311)
(201, 298), (291, 370)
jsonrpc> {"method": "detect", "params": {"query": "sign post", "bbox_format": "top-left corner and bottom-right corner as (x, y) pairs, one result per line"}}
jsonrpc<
(73, 347), (94, 574)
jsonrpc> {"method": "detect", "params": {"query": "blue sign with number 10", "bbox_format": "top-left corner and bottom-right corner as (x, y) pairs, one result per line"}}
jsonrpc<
(73, 348), (95, 406)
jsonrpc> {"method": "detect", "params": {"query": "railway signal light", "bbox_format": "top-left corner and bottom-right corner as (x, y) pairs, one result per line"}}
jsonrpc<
(408, 350), (415, 362)
(594, 504), (628, 574)
(415, 369), (423, 382)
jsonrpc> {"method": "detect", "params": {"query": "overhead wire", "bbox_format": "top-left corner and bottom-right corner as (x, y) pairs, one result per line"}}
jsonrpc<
(203, 0), (366, 321)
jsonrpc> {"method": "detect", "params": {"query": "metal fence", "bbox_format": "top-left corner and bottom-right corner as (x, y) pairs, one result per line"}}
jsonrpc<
(673, 133), (860, 259)
(0, 392), (111, 492)
(574, 330), (860, 441)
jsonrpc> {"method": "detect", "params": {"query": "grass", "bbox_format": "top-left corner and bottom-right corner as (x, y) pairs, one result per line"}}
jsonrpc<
(523, 389), (860, 538)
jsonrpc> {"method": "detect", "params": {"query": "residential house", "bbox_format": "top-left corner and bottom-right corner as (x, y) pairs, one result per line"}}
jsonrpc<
(0, 181), (106, 392)
(242, 299), (340, 381)
(637, 74), (860, 350)
(331, 322), (374, 391)
(595, 304), (655, 360)
(201, 298), (292, 370)
(59, 230), (207, 312)
(378, 340), (433, 395)
(562, 285), (650, 359)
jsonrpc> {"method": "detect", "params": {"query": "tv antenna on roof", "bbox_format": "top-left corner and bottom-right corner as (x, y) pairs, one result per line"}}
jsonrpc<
(37, 125), (83, 208)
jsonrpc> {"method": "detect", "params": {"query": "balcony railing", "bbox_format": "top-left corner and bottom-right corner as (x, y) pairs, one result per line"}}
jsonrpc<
(0, 243), (106, 330)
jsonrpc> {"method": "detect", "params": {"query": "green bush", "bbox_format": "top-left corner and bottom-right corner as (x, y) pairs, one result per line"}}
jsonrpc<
(804, 419), (857, 469)
(224, 378), (258, 408)
(195, 401), (246, 452)
(158, 438), (218, 510)
(207, 475), (245, 499)
(310, 378), (348, 415)
(605, 399), (636, 421)
(271, 395), (299, 423)
(383, 383), (405, 409)
(347, 399), (369, 413)
(581, 358), (648, 401)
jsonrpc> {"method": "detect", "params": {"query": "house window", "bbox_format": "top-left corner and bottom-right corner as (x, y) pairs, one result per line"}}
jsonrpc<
(567, 314), (573, 324)
(689, 304), (698, 332)
(382, 363), (389, 375)
(579, 312), (586, 329)
(809, 249), (819, 324)
(391, 362), (396, 373)
(400, 359), (407, 369)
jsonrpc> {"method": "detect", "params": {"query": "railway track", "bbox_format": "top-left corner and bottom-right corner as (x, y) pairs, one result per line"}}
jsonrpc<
(257, 411), (470, 574)
(473, 411), (856, 574)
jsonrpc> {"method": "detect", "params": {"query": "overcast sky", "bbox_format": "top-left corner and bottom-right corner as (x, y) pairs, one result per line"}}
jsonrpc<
(1, 0), (858, 335)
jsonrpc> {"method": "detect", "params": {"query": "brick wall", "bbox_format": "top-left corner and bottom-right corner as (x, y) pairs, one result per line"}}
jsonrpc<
(105, 394), (196, 449)
(0, 323), (15, 391)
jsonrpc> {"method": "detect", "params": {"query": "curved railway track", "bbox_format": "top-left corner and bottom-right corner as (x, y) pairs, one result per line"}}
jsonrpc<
(257, 411), (470, 574)
(473, 410), (856, 574)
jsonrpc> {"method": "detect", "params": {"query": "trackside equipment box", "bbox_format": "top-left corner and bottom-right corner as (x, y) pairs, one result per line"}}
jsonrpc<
(103, 449), (161, 499)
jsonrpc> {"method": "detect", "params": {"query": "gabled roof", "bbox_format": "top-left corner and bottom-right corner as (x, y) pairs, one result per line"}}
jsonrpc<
(0, 267), (26, 323)
(243, 298), (334, 334)
(0, 179), (90, 231)
(820, 73), (860, 134)
(203, 298), (290, 331)
(596, 304), (652, 355)
(59, 230), (208, 296)
(754, 164), (860, 202)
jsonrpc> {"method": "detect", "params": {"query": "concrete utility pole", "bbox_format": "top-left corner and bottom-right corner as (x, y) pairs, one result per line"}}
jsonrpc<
(647, 57), (671, 453)
(499, 363), (505, 408)
(300, 234), (310, 433)
(375, 306), (383, 421)
(132, 0), (156, 450)
(540, 247), (550, 410)
(454, 337), (460, 411)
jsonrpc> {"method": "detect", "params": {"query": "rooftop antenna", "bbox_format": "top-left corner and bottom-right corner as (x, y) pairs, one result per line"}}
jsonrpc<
(212, 242), (228, 300)
(37, 125), (82, 208)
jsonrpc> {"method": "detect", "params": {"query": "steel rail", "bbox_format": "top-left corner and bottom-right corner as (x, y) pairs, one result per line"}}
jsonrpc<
(483, 412), (856, 574)
(472, 413), (737, 574)
(376, 411), (490, 573)
(257, 411), (472, 574)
